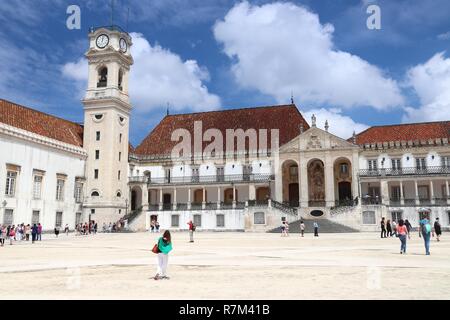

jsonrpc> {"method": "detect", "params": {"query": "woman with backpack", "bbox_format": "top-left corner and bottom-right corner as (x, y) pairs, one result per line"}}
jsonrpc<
(397, 219), (408, 254)
(153, 230), (173, 280)
(419, 217), (432, 255)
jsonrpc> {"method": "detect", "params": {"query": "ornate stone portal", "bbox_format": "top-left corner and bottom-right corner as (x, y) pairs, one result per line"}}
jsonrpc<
(308, 160), (325, 203)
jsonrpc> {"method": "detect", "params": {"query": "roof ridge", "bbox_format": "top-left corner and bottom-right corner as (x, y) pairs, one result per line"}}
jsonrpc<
(165, 103), (298, 118)
(362, 120), (450, 130)
(0, 98), (82, 128)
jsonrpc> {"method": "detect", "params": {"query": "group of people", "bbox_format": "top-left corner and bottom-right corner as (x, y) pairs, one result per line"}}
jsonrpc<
(150, 220), (160, 233)
(0, 223), (43, 246)
(381, 216), (442, 255)
(76, 221), (98, 235)
(281, 220), (319, 237)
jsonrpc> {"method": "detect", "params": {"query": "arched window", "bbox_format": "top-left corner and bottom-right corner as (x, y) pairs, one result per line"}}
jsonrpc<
(118, 69), (123, 91)
(97, 67), (108, 88)
(91, 191), (100, 197)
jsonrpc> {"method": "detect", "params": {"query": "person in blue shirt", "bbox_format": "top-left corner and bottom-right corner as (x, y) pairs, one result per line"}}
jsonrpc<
(154, 230), (173, 280)
(313, 221), (319, 237)
(419, 217), (432, 255)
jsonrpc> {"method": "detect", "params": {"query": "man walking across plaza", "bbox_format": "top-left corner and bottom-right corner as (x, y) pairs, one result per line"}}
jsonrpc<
(37, 223), (42, 241)
(187, 220), (195, 243)
(380, 217), (387, 238)
(313, 221), (319, 237)
(300, 221), (305, 237)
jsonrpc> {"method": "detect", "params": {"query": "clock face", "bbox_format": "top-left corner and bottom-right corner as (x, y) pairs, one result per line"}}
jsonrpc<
(96, 34), (109, 49)
(119, 38), (127, 53)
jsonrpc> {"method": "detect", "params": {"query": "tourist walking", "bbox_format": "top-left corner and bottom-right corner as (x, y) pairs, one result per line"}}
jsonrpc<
(0, 225), (6, 246)
(300, 221), (305, 237)
(150, 220), (155, 233)
(380, 217), (387, 238)
(280, 220), (286, 237)
(397, 219), (408, 254)
(153, 230), (173, 280)
(386, 219), (392, 237)
(9, 227), (15, 245)
(187, 220), (195, 242)
(392, 220), (397, 237)
(313, 221), (319, 237)
(404, 219), (412, 239)
(37, 223), (42, 241)
(25, 224), (31, 241)
(155, 221), (160, 233)
(54, 226), (60, 238)
(419, 217), (432, 255)
(31, 224), (38, 243)
(64, 224), (69, 236)
(434, 218), (442, 242)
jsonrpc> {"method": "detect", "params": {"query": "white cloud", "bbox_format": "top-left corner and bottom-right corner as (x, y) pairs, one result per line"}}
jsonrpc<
(62, 33), (220, 112)
(213, 1), (404, 110)
(403, 52), (450, 122)
(304, 108), (369, 139)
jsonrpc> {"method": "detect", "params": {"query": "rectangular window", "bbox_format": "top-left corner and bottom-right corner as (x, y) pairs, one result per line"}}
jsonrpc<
(192, 168), (199, 182)
(391, 186), (401, 200)
(340, 163), (349, 174)
(76, 212), (82, 225)
(362, 211), (376, 225)
(368, 159), (378, 171)
(33, 175), (43, 199)
(95, 150), (100, 160)
(118, 171), (121, 180)
(447, 211), (450, 226)
(418, 185), (430, 200)
(193, 214), (202, 227)
(96, 131), (101, 141)
(216, 214), (225, 227)
(74, 182), (83, 203)
(442, 156), (450, 168)
(119, 134), (122, 143)
(416, 158), (426, 170)
(254, 212), (265, 225)
(171, 215), (179, 227)
(94, 169), (99, 179)
(119, 152), (122, 161)
(391, 159), (401, 170)
(56, 179), (65, 201)
(32, 210), (40, 225)
(391, 211), (403, 222)
(5, 171), (17, 196)
(55, 212), (63, 228)
(3, 209), (13, 225)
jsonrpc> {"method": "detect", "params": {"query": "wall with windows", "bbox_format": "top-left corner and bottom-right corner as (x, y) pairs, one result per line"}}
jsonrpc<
(0, 134), (85, 231)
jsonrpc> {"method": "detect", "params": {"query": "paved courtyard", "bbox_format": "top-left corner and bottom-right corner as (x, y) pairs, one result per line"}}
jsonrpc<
(0, 231), (449, 300)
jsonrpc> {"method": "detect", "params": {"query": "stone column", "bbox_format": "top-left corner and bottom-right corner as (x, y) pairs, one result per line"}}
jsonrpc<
(380, 180), (390, 206)
(352, 151), (360, 200)
(414, 180), (419, 205)
(217, 187), (221, 209)
(446, 180), (450, 205)
(173, 188), (177, 210)
(232, 185), (236, 209)
(325, 153), (335, 207)
(187, 188), (191, 210)
(300, 159), (308, 208)
(202, 187), (206, 209)
(142, 186), (149, 211)
(274, 162), (283, 202)
(430, 180), (435, 205)
(249, 184), (256, 201)
(159, 188), (163, 210)
(399, 180), (404, 205)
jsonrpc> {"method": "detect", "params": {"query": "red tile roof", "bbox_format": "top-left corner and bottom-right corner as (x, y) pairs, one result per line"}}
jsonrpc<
(0, 99), (84, 147)
(134, 104), (309, 156)
(354, 121), (450, 145)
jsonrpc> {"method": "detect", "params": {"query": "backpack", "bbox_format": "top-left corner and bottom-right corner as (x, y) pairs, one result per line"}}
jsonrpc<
(192, 224), (196, 232)
(422, 223), (431, 234)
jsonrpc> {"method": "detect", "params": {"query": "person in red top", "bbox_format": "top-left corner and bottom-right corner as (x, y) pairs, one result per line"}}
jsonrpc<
(397, 219), (408, 254)
(187, 220), (195, 243)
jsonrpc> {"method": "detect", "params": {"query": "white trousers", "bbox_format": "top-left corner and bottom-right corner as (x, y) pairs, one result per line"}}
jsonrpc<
(157, 253), (169, 276)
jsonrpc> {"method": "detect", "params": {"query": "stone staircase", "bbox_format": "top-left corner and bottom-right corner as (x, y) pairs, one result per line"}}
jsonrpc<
(269, 219), (359, 233)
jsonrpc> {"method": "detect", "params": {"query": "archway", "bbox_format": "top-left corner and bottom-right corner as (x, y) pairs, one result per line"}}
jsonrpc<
(308, 159), (325, 206)
(130, 186), (142, 211)
(282, 160), (299, 206)
(334, 157), (353, 204)
(224, 188), (237, 204)
(256, 187), (270, 202)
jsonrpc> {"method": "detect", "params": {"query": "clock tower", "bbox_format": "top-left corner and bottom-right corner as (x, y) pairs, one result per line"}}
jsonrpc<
(82, 26), (133, 225)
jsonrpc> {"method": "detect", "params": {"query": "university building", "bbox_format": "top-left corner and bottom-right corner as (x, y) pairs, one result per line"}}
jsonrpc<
(1, 27), (449, 232)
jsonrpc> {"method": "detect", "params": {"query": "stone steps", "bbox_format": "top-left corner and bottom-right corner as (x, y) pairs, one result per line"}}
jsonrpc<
(269, 219), (359, 233)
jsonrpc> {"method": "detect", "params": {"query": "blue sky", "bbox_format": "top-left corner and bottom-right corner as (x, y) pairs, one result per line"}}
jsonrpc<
(1, 0), (450, 146)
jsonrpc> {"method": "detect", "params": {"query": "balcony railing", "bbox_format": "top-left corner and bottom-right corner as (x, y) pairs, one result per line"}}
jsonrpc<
(129, 174), (274, 185)
(359, 166), (450, 177)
